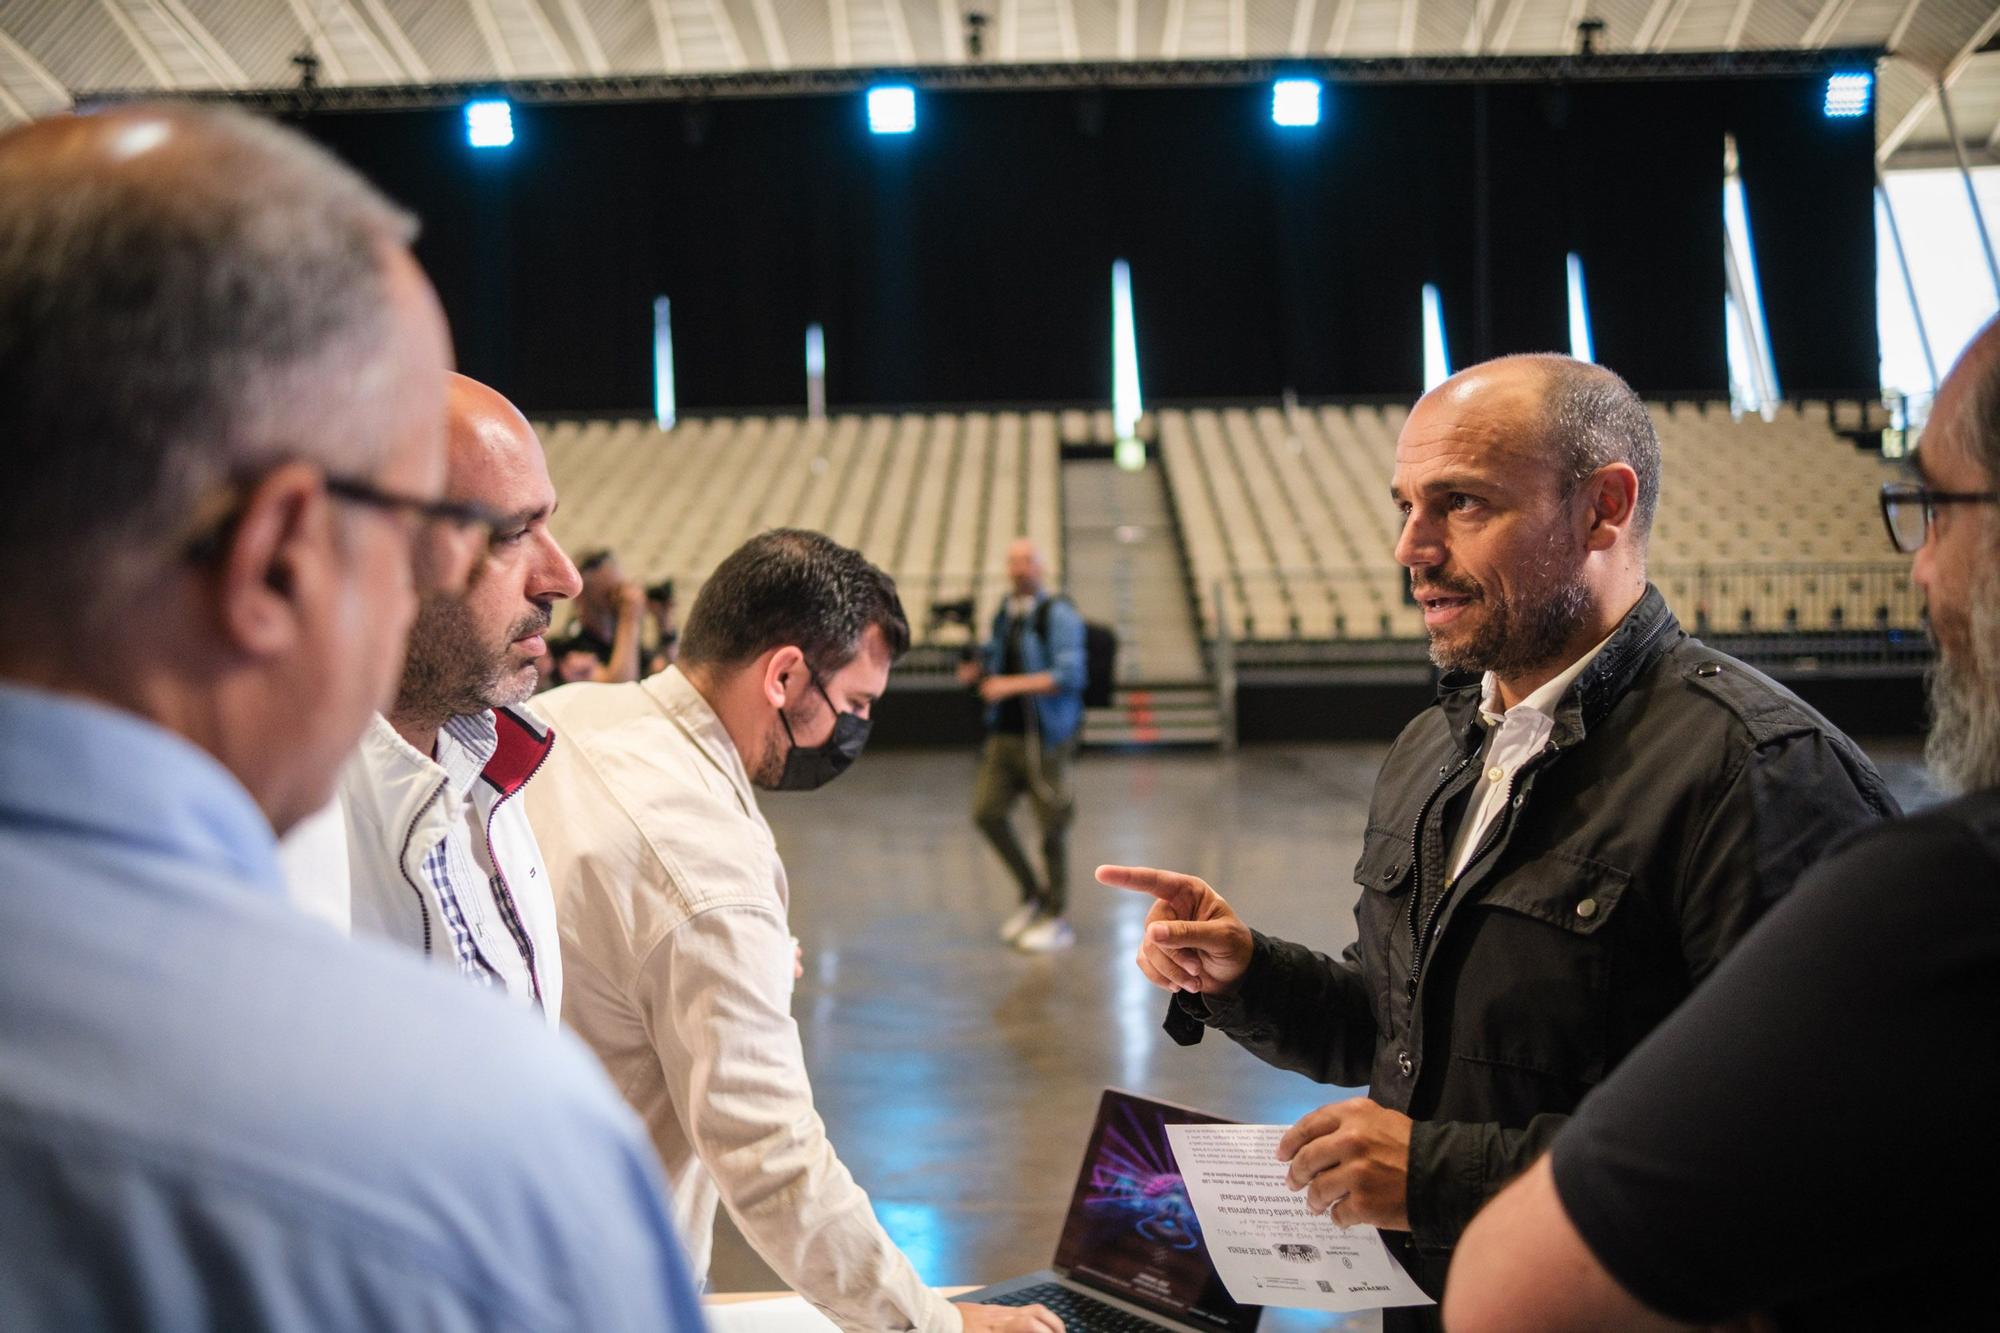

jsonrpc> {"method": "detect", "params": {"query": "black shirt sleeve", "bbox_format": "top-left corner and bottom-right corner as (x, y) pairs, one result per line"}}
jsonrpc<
(1550, 800), (2000, 1324)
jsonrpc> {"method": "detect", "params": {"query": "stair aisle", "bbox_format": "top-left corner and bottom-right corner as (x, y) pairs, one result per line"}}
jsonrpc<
(1061, 460), (1222, 747)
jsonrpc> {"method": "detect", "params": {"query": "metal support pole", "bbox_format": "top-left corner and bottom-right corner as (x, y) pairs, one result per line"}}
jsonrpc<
(1875, 169), (1940, 394)
(1214, 579), (1237, 753)
(1938, 81), (2000, 307)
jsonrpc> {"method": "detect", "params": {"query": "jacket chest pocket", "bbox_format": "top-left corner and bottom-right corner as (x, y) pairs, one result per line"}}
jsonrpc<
(1445, 852), (1631, 1093)
(1351, 828), (1414, 1035)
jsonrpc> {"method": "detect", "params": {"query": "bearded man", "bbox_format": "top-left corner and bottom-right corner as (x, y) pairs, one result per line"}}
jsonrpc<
(1099, 354), (1896, 1325)
(284, 373), (584, 1023)
(1444, 324), (2000, 1331)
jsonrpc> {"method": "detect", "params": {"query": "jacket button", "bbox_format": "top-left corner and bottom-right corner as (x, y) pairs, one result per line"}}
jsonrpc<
(1384, 863), (1402, 883)
(1695, 662), (1722, 678)
(1397, 1050), (1414, 1077)
(1575, 898), (1599, 920)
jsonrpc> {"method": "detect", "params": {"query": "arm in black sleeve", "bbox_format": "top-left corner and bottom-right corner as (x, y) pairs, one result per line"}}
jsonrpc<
(1162, 930), (1377, 1089)
(1676, 727), (1900, 982)
(1552, 812), (2000, 1322)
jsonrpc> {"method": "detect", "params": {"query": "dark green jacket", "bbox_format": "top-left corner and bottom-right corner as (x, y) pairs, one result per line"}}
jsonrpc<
(1167, 585), (1898, 1311)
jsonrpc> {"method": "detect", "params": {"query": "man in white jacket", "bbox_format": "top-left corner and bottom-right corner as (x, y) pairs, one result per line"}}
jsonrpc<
(530, 529), (1060, 1333)
(286, 373), (582, 1024)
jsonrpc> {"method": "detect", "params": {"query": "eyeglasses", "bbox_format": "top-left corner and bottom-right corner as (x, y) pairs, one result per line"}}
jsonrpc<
(184, 470), (507, 594)
(1879, 481), (2000, 554)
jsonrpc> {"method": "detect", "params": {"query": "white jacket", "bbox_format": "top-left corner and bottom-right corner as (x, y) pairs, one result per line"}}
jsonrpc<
(281, 706), (564, 1026)
(529, 669), (959, 1332)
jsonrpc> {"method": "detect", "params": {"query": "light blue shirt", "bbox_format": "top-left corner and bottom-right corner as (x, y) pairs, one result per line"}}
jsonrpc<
(0, 683), (707, 1331)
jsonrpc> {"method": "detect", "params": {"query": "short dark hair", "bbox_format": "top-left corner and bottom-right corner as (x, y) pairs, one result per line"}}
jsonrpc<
(1527, 355), (1662, 540)
(679, 529), (909, 675)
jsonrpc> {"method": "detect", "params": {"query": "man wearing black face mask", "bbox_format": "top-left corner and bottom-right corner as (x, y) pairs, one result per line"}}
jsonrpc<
(528, 530), (1064, 1333)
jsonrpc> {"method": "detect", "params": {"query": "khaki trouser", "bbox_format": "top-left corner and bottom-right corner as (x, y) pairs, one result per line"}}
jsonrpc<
(970, 733), (1077, 916)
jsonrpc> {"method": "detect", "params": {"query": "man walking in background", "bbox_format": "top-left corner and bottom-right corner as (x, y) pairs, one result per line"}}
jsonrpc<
(960, 537), (1089, 953)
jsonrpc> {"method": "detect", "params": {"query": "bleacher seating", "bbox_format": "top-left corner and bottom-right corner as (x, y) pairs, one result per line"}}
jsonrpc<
(540, 412), (1062, 646)
(1156, 401), (1914, 643)
(543, 400), (1915, 657)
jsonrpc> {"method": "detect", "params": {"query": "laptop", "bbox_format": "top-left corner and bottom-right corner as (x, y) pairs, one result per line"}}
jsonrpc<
(961, 1089), (1262, 1333)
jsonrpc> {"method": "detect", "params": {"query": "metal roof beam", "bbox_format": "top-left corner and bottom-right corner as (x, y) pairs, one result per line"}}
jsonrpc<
(1879, 7), (2000, 163)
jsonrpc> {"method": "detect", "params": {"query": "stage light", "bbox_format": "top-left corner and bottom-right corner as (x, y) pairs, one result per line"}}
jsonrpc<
(1422, 284), (1451, 393)
(653, 297), (676, 431)
(1823, 72), (1871, 119)
(805, 323), (827, 419)
(464, 99), (514, 148)
(1566, 253), (1596, 364)
(867, 85), (916, 135)
(1111, 259), (1144, 451)
(1272, 79), (1321, 128)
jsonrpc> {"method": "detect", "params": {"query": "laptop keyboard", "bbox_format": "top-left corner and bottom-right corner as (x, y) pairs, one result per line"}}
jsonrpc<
(986, 1282), (1169, 1332)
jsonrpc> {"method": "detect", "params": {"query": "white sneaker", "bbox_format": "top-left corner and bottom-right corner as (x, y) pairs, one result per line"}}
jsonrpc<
(999, 902), (1043, 944)
(1015, 917), (1075, 953)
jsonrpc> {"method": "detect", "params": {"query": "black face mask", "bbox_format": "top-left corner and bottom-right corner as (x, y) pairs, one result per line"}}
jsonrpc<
(773, 675), (871, 791)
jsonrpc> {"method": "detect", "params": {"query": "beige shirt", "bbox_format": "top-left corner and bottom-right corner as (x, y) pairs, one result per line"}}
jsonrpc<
(527, 668), (959, 1333)
(1447, 631), (1616, 884)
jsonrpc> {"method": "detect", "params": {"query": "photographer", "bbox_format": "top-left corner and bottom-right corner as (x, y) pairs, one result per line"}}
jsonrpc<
(957, 538), (1087, 953)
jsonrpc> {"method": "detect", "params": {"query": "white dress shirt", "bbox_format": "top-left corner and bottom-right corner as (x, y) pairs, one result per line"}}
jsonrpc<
(1447, 632), (1616, 884)
(528, 668), (960, 1333)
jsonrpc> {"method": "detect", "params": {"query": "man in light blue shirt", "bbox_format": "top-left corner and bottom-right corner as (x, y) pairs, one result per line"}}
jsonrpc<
(0, 104), (704, 1330)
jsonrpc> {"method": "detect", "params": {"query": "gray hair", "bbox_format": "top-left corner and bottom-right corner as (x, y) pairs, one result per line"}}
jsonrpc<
(0, 103), (419, 631)
(1523, 354), (1662, 541)
(1924, 317), (2000, 793)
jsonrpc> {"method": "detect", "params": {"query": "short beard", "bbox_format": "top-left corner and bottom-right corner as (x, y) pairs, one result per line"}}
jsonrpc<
(1924, 551), (2000, 795)
(747, 694), (815, 790)
(1422, 527), (1595, 680)
(395, 595), (549, 727)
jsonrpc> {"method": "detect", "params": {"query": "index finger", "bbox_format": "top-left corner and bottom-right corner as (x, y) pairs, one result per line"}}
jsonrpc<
(1096, 864), (1208, 906)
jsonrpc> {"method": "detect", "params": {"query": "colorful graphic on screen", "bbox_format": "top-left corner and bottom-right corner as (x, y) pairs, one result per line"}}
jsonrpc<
(1052, 1092), (1260, 1332)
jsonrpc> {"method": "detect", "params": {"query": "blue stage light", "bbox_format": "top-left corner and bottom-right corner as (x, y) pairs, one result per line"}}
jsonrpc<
(1272, 79), (1322, 128)
(1824, 72), (1872, 119)
(867, 85), (916, 135)
(464, 99), (515, 148)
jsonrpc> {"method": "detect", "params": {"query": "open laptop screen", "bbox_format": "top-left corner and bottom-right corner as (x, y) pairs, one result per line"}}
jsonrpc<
(1051, 1090), (1261, 1333)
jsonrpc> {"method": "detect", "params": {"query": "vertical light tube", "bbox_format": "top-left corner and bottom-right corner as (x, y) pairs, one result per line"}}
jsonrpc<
(1722, 134), (1781, 418)
(1565, 253), (1596, 364)
(1112, 259), (1143, 446)
(653, 296), (676, 431)
(805, 322), (826, 421)
(1422, 283), (1451, 392)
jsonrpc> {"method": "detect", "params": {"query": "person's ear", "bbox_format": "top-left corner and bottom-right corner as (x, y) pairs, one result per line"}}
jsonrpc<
(214, 462), (336, 658)
(1580, 462), (1640, 554)
(761, 645), (806, 709)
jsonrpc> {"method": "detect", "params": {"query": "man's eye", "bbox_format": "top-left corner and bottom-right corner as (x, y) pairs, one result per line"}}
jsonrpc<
(493, 528), (530, 547)
(1448, 494), (1480, 512)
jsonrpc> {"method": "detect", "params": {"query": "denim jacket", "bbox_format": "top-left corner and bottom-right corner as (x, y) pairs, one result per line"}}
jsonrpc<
(980, 592), (1089, 747)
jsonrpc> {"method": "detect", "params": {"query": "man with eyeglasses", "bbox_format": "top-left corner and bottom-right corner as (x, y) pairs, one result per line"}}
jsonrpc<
(1445, 320), (2000, 1330)
(282, 373), (585, 1022)
(0, 105), (702, 1329)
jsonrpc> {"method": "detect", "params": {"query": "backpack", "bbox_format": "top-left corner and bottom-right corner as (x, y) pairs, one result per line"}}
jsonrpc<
(1034, 596), (1118, 710)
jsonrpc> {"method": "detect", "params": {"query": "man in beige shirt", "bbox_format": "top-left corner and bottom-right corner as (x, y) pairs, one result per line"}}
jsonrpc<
(529, 529), (1059, 1333)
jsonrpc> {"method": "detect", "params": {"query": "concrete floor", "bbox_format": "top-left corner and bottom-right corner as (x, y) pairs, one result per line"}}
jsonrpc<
(708, 735), (1936, 1300)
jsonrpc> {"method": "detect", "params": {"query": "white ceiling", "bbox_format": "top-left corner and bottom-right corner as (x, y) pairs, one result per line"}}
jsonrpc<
(1, 1), (1995, 165)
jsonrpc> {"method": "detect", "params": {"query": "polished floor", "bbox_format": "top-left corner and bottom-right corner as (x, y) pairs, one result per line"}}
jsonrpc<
(710, 736), (1936, 1304)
